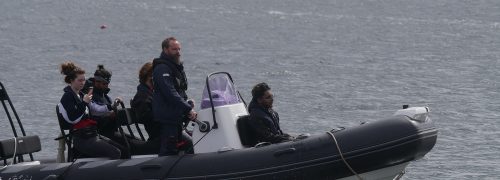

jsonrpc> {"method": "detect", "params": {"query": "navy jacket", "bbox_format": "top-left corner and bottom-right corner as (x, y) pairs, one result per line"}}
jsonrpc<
(248, 99), (290, 143)
(152, 53), (192, 125)
(89, 88), (116, 135)
(131, 83), (160, 140)
(58, 86), (90, 125)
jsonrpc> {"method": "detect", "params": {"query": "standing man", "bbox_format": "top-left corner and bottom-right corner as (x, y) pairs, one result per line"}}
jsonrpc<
(152, 37), (197, 156)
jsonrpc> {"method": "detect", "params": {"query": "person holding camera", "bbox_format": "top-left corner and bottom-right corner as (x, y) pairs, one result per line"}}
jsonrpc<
(84, 65), (130, 158)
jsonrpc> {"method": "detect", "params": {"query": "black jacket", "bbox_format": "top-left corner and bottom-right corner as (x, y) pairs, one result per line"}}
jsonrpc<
(131, 83), (160, 140)
(152, 52), (192, 125)
(89, 87), (116, 135)
(58, 86), (90, 125)
(247, 99), (290, 144)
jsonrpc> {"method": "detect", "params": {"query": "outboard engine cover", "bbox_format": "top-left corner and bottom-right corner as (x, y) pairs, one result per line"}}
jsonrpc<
(192, 73), (248, 154)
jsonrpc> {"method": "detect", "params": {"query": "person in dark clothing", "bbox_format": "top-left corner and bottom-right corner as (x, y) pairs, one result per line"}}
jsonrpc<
(131, 62), (159, 140)
(128, 62), (162, 155)
(153, 37), (196, 156)
(58, 61), (123, 159)
(248, 82), (293, 145)
(86, 65), (121, 138)
(83, 65), (133, 157)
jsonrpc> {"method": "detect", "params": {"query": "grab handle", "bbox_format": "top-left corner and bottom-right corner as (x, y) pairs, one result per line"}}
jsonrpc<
(274, 148), (296, 157)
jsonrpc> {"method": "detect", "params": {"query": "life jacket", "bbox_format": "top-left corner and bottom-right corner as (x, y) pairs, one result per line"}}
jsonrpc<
(153, 58), (188, 100)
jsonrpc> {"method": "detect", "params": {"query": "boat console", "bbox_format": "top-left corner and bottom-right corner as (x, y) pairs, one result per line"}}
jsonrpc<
(192, 72), (248, 154)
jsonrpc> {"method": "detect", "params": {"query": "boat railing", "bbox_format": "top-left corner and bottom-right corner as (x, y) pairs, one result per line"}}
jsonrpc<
(0, 81), (40, 165)
(115, 100), (146, 141)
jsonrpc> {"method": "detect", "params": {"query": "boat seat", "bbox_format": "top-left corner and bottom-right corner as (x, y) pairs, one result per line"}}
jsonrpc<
(1, 81), (38, 164)
(116, 105), (146, 141)
(0, 136), (41, 163)
(117, 108), (137, 126)
(55, 105), (95, 162)
(236, 115), (258, 147)
(55, 105), (76, 162)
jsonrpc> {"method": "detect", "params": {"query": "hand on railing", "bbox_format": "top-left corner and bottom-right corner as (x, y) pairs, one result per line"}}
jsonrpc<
(112, 97), (123, 109)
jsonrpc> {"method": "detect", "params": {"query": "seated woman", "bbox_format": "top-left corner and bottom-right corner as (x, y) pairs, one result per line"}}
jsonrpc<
(131, 62), (159, 141)
(131, 62), (193, 154)
(58, 61), (125, 159)
(85, 65), (122, 140)
(248, 83), (293, 145)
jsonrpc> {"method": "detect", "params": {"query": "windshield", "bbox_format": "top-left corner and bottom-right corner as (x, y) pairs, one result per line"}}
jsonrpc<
(200, 74), (241, 109)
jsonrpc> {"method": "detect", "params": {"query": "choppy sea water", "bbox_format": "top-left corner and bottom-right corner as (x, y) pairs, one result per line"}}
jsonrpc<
(1, 1), (499, 179)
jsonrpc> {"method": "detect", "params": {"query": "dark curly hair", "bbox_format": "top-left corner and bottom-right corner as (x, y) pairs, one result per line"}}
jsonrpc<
(60, 61), (85, 84)
(94, 64), (112, 82)
(251, 82), (271, 99)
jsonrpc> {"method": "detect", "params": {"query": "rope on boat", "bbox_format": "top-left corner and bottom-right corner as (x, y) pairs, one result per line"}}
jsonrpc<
(11, 137), (17, 165)
(0, 137), (18, 169)
(162, 123), (214, 179)
(326, 131), (363, 180)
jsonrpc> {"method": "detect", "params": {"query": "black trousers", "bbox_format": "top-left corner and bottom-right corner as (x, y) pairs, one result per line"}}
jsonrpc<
(73, 135), (122, 159)
(159, 124), (193, 156)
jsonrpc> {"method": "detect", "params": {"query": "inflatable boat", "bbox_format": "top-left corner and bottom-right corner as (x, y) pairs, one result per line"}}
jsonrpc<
(0, 72), (437, 180)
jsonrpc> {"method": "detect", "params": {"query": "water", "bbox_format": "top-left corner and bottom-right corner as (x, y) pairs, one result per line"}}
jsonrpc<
(1, 0), (499, 179)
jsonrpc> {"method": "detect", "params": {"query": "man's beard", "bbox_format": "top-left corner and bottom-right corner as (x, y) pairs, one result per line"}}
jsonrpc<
(169, 54), (181, 64)
(174, 55), (181, 64)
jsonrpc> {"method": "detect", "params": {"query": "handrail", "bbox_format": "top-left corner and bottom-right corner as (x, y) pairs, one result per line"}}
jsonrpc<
(0, 81), (34, 162)
(113, 101), (131, 154)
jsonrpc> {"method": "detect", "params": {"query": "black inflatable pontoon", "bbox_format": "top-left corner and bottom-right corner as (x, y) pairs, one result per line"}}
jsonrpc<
(0, 73), (437, 180)
(0, 115), (437, 180)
